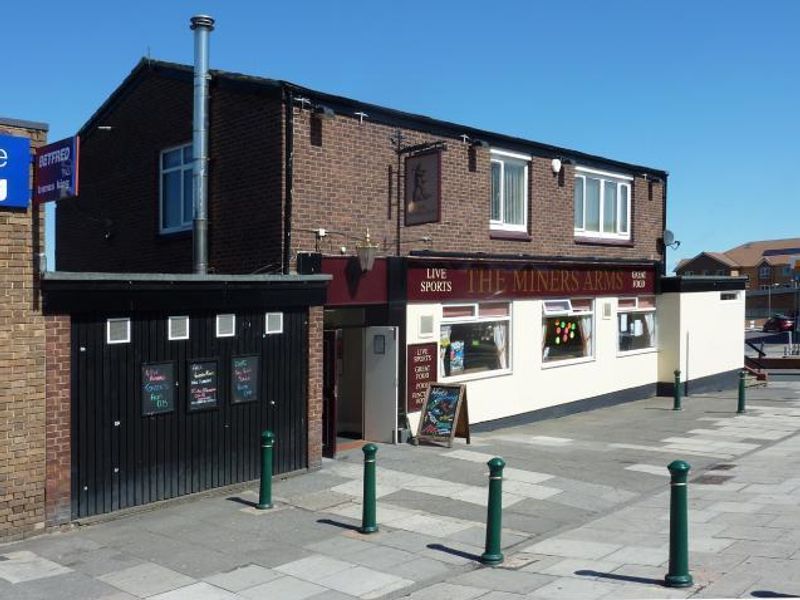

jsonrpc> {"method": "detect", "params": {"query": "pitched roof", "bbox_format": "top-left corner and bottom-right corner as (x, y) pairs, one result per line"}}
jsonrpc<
(78, 58), (668, 178)
(723, 238), (800, 267)
(676, 252), (739, 272)
(705, 252), (739, 267)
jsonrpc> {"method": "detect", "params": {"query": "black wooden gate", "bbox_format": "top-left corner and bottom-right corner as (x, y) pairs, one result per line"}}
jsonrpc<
(71, 308), (308, 519)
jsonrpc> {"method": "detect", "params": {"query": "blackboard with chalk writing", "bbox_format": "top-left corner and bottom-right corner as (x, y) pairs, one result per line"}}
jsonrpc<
(231, 355), (259, 404)
(141, 362), (175, 416)
(188, 360), (218, 410)
(415, 383), (470, 447)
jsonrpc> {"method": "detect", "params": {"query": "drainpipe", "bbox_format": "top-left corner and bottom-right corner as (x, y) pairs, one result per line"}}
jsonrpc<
(190, 15), (214, 275)
(283, 88), (294, 274)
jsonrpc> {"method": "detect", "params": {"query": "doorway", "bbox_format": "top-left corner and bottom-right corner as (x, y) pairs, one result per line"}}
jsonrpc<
(322, 323), (398, 456)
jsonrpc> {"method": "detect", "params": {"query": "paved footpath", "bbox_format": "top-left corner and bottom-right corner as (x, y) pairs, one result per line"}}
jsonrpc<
(3, 381), (800, 599)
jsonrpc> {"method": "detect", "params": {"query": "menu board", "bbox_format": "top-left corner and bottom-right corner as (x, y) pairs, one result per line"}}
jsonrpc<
(231, 355), (259, 404)
(141, 362), (175, 416)
(188, 360), (218, 410)
(416, 383), (470, 447)
(407, 343), (438, 412)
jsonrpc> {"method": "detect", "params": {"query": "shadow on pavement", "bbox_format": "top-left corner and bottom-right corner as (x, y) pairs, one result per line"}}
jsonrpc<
(316, 518), (361, 532)
(751, 591), (799, 598)
(226, 496), (257, 508)
(575, 569), (663, 586)
(426, 543), (481, 562)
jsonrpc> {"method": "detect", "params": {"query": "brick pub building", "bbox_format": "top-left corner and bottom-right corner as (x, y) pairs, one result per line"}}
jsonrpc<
(56, 51), (745, 473)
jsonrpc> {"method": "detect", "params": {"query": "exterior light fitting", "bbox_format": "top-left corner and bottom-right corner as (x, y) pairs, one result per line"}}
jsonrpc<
(355, 229), (379, 272)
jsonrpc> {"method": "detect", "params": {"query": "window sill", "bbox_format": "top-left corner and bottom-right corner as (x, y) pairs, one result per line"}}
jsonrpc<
(617, 347), (658, 358)
(158, 228), (192, 240)
(541, 356), (595, 369)
(440, 368), (513, 384)
(574, 236), (634, 247)
(490, 230), (532, 241)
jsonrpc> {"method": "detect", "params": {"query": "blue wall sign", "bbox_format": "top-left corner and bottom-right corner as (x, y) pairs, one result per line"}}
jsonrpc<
(0, 134), (32, 209)
(34, 136), (79, 204)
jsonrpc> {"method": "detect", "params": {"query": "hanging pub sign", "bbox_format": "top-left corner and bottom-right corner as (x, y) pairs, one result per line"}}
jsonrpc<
(0, 134), (31, 209)
(34, 136), (79, 204)
(407, 343), (438, 412)
(415, 383), (470, 447)
(404, 151), (440, 225)
(407, 260), (656, 301)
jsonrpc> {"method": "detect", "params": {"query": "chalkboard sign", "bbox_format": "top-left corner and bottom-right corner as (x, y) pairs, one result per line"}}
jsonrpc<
(141, 362), (175, 416)
(415, 383), (470, 447)
(231, 355), (259, 404)
(188, 360), (218, 410)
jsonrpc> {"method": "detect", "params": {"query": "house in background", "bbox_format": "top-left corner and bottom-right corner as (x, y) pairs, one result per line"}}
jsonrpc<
(676, 238), (800, 289)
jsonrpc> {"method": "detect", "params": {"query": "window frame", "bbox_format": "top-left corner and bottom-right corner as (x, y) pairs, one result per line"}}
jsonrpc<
(439, 302), (513, 382)
(490, 149), (530, 233)
(106, 318), (131, 345)
(758, 264), (771, 278)
(541, 298), (595, 367)
(215, 314), (236, 338)
(574, 167), (632, 241)
(159, 142), (193, 234)
(617, 296), (657, 356)
(168, 315), (190, 341)
(264, 312), (284, 335)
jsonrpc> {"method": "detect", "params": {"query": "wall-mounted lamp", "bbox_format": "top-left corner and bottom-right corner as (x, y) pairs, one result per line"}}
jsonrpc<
(313, 104), (335, 120)
(355, 229), (379, 272)
(551, 158), (563, 174)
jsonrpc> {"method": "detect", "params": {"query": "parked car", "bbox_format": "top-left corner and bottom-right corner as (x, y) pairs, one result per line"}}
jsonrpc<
(763, 314), (795, 332)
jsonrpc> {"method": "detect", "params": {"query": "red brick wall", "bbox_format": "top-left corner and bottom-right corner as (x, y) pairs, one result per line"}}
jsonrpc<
(0, 121), (47, 541)
(306, 305), (323, 470)
(44, 315), (71, 526)
(290, 112), (664, 266)
(57, 68), (285, 274)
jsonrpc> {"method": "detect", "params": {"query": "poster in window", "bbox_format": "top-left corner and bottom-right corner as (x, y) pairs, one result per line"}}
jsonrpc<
(188, 360), (218, 410)
(404, 151), (441, 226)
(448, 340), (465, 374)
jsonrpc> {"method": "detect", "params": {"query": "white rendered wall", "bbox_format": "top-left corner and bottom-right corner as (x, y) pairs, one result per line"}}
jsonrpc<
(657, 291), (744, 384)
(406, 298), (659, 427)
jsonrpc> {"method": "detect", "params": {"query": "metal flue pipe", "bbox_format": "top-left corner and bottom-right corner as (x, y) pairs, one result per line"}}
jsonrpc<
(190, 14), (214, 274)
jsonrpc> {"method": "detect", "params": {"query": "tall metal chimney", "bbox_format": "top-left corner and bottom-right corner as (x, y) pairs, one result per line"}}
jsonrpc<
(190, 14), (214, 274)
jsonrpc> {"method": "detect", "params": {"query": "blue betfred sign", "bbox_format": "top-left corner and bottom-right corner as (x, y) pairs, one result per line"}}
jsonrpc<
(34, 136), (79, 204)
(0, 134), (32, 209)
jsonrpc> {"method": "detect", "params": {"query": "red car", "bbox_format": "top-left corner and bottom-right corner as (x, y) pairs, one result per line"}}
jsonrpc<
(763, 314), (795, 332)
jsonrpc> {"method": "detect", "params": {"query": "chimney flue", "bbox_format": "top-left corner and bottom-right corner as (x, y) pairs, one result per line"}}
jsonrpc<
(190, 14), (214, 275)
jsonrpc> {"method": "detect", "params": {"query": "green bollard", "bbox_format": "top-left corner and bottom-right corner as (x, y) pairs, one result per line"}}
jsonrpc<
(664, 460), (693, 588)
(481, 457), (505, 566)
(737, 370), (747, 414)
(673, 369), (682, 411)
(360, 443), (378, 534)
(257, 430), (275, 509)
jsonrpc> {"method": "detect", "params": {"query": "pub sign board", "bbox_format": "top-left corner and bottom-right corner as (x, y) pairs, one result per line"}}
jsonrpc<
(404, 151), (440, 226)
(407, 260), (656, 302)
(0, 134), (31, 209)
(34, 136), (79, 204)
(415, 383), (470, 448)
(407, 343), (437, 412)
(142, 362), (176, 416)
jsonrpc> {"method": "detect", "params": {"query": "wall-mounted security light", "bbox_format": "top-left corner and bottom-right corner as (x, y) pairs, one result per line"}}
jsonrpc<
(551, 158), (562, 174)
(470, 139), (490, 149)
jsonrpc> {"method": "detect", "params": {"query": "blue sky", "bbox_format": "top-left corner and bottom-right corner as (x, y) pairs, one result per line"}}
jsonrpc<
(5, 1), (798, 271)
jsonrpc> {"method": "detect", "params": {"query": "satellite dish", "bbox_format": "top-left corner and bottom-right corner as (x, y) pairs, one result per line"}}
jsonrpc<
(663, 229), (675, 246)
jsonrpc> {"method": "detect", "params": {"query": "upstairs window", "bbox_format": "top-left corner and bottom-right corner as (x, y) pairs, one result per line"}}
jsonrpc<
(574, 167), (631, 240)
(160, 143), (193, 233)
(490, 150), (529, 232)
(759, 265), (771, 278)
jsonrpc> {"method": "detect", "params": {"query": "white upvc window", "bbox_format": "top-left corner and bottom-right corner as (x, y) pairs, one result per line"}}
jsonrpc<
(490, 149), (529, 232)
(542, 298), (594, 365)
(574, 167), (632, 240)
(440, 302), (511, 379)
(159, 143), (193, 233)
(617, 296), (657, 354)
